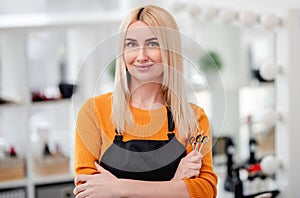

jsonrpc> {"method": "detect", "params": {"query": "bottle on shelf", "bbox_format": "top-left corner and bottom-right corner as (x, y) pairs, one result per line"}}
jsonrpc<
(9, 145), (17, 157)
(233, 167), (243, 198)
(247, 115), (258, 165)
(224, 137), (235, 192)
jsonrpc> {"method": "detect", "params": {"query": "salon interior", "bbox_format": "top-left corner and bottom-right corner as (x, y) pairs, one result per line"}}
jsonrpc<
(0, 0), (299, 197)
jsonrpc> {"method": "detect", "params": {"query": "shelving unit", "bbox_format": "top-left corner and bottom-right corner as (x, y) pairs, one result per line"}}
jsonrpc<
(0, 11), (123, 198)
(1, 4), (296, 198)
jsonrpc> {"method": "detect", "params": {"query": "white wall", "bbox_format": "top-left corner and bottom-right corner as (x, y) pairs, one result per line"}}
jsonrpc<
(277, 9), (300, 198)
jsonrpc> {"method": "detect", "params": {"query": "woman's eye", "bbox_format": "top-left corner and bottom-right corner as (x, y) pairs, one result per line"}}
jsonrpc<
(125, 42), (138, 48)
(147, 41), (159, 48)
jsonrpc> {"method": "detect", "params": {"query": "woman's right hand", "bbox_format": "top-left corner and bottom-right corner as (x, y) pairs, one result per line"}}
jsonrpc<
(171, 150), (203, 181)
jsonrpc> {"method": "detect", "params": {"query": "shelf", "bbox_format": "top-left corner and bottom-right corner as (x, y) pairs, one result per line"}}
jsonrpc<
(32, 173), (74, 186)
(0, 8), (119, 198)
(0, 11), (124, 31)
(0, 178), (28, 189)
(0, 102), (26, 110)
(0, 96), (25, 109)
(31, 98), (72, 107)
(0, 174), (74, 189)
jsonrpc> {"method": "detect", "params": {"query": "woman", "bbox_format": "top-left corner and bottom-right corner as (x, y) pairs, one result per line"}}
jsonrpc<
(73, 5), (218, 198)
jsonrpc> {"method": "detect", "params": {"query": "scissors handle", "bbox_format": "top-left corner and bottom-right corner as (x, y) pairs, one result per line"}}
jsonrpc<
(189, 136), (195, 143)
(189, 131), (207, 151)
(198, 136), (209, 152)
(201, 136), (209, 144)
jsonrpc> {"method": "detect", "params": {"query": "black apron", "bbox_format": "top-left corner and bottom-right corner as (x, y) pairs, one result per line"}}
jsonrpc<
(100, 107), (186, 181)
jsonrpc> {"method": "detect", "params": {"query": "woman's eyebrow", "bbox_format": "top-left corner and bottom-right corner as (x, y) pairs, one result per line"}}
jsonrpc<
(125, 38), (136, 42)
(125, 38), (158, 42)
(145, 37), (158, 42)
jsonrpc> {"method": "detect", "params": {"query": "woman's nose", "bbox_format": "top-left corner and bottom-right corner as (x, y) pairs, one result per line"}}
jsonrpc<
(136, 46), (148, 62)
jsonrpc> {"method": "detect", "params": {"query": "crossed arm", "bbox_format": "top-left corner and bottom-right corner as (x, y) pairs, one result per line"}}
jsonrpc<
(74, 151), (203, 198)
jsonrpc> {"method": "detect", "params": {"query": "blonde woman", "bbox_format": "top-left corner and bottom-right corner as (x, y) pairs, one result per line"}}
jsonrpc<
(74, 5), (217, 198)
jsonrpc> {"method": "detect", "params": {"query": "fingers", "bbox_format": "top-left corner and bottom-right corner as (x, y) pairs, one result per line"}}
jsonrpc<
(74, 188), (89, 198)
(172, 163), (201, 181)
(172, 150), (203, 180)
(187, 150), (203, 158)
(94, 161), (108, 173)
(188, 155), (202, 163)
(178, 160), (202, 172)
(73, 182), (87, 195)
(74, 174), (89, 186)
(186, 162), (202, 171)
(186, 170), (200, 178)
(182, 151), (203, 164)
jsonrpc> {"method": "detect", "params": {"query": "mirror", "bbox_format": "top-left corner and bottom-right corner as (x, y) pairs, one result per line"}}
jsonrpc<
(238, 29), (276, 160)
(173, 12), (277, 162)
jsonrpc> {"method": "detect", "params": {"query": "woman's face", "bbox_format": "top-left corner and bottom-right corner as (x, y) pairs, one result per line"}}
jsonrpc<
(124, 21), (163, 84)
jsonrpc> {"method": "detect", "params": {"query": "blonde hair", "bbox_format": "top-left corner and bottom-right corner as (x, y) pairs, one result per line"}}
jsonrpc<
(112, 5), (198, 138)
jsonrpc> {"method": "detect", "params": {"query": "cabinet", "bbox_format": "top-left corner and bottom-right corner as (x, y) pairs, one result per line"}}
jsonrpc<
(0, 11), (122, 198)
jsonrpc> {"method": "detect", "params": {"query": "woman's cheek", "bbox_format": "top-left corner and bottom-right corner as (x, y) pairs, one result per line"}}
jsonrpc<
(124, 51), (136, 66)
(148, 49), (162, 63)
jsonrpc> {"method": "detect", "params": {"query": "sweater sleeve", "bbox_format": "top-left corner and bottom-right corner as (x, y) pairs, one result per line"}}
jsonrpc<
(183, 106), (218, 198)
(74, 98), (102, 176)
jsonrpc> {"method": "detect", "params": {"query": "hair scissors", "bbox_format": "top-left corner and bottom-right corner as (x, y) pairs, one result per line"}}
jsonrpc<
(189, 130), (209, 152)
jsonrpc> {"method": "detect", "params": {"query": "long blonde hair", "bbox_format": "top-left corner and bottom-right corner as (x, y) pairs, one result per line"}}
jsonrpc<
(112, 5), (198, 138)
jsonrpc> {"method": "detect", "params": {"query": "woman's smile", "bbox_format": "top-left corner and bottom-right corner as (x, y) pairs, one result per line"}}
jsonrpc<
(133, 63), (154, 71)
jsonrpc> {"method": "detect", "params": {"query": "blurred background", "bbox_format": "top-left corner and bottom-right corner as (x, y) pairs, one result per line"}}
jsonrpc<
(0, 0), (299, 197)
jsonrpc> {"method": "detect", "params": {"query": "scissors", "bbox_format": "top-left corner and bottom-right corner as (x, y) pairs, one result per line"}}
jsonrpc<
(189, 130), (209, 152)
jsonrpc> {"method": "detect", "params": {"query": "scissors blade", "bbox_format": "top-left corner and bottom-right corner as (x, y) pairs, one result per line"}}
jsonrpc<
(189, 136), (196, 150)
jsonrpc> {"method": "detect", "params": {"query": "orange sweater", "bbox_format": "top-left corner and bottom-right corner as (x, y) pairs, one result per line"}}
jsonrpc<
(74, 92), (218, 198)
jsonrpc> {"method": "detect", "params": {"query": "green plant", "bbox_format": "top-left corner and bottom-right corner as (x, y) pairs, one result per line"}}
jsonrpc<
(108, 59), (116, 78)
(198, 51), (223, 72)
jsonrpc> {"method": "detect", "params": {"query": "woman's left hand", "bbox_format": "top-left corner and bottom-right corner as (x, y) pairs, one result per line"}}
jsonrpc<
(171, 150), (203, 181)
(73, 162), (120, 198)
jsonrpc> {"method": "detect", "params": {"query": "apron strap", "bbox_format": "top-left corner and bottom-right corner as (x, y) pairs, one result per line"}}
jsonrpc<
(166, 107), (175, 132)
(115, 106), (175, 139)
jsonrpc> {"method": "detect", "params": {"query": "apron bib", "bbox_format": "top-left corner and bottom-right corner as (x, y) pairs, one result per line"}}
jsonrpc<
(100, 107), (186, 181)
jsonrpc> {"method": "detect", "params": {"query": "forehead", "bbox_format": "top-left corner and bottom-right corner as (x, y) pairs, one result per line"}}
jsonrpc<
(126, 21), (157, 40)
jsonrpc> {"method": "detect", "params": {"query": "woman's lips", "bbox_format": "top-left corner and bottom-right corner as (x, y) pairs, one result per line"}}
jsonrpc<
(133, 63), (153, 71)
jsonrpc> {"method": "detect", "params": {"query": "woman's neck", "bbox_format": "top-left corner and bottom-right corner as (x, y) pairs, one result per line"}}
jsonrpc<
(129, 82), (165, 110)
